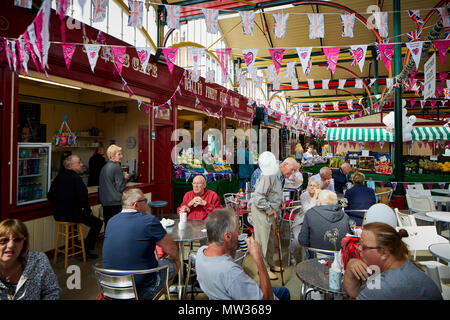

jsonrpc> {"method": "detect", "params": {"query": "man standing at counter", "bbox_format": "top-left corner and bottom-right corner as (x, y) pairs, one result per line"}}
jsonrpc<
(47, 155), (102, 259)
(177, 175), (222, 220)
(99, 144), (129, 227)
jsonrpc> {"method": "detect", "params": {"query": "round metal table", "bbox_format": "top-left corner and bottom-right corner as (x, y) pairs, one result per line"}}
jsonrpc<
(295, 257), (347, 300)
(428, 243), (450, 263)
(164, 219), (207, 299)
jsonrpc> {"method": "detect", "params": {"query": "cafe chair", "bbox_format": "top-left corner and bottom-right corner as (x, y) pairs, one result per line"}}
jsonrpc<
(344, 210), (368, 227)
(283, 186), (302, 201)
(395, 208), (418, 227)
(301, 247), (336, 300)
(418, 261), (450, 300)
(282, 205), (303, 263)
(408, 183), (424, 190)
(53, 221), (86, 269)
(93, 262), (171, 300)
(405, 194), (436, 224)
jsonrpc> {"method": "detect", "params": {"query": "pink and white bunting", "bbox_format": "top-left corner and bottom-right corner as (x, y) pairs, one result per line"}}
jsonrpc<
(273, 13), (289, 39)
(162, 48), (178, 74)
(111, 46), (127, 74)
(376, 43), (395, 71)
(84, 44), (101, 73)
(189, 48), (204, 82)
(349, 45), (368, 73)
(406, 41), (423, 69)
(323, 46), (340, 75)
(433, 40), (450, 67)
(286, 61), (296, 80)
(307, 79), (315, 90)
(136, 47), (152, 71)
(268, 48), (285, 75)
(308, 13), (324, 39)
(215, 48), (232, 78)
(296, 47), (312, 76)
(61, 44), (76, 70)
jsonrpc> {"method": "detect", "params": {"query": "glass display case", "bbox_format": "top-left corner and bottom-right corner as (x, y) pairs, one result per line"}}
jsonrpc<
(17, 143), (51, 206)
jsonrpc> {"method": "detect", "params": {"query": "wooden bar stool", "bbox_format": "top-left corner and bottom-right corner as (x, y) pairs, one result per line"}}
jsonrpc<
(148, 201), (168, 220)
(53, 222), (86, 269)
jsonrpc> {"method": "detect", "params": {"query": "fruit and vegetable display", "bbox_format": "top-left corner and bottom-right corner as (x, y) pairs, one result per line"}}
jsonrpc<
(330, 157), (346, 168)
(176, 152), (232, 174)
(375, 159), (392, 174)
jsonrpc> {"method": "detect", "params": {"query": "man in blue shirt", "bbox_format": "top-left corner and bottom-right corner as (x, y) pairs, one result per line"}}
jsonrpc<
(332, 162), (352, 195)
(102, 188), (180, 299)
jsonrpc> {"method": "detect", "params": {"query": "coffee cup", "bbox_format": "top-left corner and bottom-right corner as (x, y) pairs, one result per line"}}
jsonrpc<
(238, 233), (248, 251)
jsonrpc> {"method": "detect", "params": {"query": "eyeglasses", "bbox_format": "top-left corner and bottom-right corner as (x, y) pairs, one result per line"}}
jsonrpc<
(192, 182), (203, 185)
(136, 198), (148, 204)
(0, 237), (26, 245)
(358, 243), (381, 251)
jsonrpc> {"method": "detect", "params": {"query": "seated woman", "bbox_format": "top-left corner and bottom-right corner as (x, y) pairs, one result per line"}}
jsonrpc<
(343, 222), (443, 300)
(344, 171), (376, 226)
(0, 219), (60, 300)
(289, 177), (321, 265)
(302, 145), (314, 161)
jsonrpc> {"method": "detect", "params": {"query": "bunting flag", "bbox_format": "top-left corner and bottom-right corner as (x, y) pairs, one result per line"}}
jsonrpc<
(379, 141), (385, 150)
(406, 41), (423, 69)
(373, 11), (389, 38)
(202, 8), (219, 34)
(430, 99), (437, 110)
(136, 47), (152, 71)
(368, 79), (376, 87)
(40, 0), (51, 70)
(15, 0), (32, 9)
(322, 79), (330, 90)
(239, 11), (255, 36)
(338, 79), (346, 90)
(349, 45), (368, 73)
(407, 29), (422, 42)
(376, 43), (395, 71)
(439, 72), (448, 86)
(323, 46), (340, 74)
(445, 88), (450, 99)
(162, 48), (178, 74)
(291, 77), (298, 90)
(347, 100), (353, 110)
(354, 78), (363, 89)
(92, 0), (108, 23)
(61, 44), (76, 70)
(341, 13), (355, 38)
(420, 100), (426, 109)
(296, 47), (312, 76)
(27, 24), (42, 67)
(78, 0), (87, 16)
(242, 48), (258, 71)
(435, 7), (450, 38)
(17, 38), (29, 74)
(273, 76), (280, 90)
(268, 48), (285, 75)
(215, 48), (232, 78)
(286, 61), (296, 80)
(273, 13), (289, 39)
(433, 40), (450, 67)
(128, 0), (144, 28)
(165, 5), (180, 30)
(307, 79), (315, 90)
(386, 78), (394, 90)
(190, 48), (204, 82)
(308, 13), (324, 39)
(333, 101), (339, 111)
(111, 46), (127, 74)
(84, 44), (101, 73)
(56, 0), (69, 18)
(320, 103), (326, 112)
(205, 69), (215, 83)
(267, 65), (276, 82)
(408, 10), (424, 28)
(308, 103), (315, 112)
(410, 99), (416, 107)
(438, 182), (446, 189)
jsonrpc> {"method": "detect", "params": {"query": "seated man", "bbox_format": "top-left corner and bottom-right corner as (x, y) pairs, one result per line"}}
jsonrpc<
(310, 167), (335, 192)
(195, 208), (290, 300)
(177, 175), (222, 220)
(332, 162), (352, 195)
(102, 188), (180, 300)
(298, 190), (350, 251)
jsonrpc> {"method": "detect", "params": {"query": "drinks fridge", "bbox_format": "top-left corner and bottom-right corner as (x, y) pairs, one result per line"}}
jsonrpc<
(17, 143), (51, 206)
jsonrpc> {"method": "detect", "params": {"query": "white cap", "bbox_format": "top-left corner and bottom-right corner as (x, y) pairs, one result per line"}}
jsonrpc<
(258, 151), (278, 176)
(364, 203), (397, 228)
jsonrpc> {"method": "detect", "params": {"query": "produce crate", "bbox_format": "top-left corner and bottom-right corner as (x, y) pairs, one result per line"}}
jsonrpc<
(358, 156), (375, 173)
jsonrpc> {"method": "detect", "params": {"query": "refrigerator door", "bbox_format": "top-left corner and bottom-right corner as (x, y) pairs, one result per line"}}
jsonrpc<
(17, 143), (52, 206)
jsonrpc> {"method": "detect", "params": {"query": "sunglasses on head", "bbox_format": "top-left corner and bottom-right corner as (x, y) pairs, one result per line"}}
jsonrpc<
(0, 237), (26, 245)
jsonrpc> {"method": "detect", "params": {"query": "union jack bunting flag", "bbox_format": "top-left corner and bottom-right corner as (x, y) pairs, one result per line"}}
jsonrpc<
(273, 13), (289, 39)
(445, 88), (450, 99)
(333, 102), (339, 111)
(14, 0), (32, 9)
(202, 9), (219, 34)
(373, 11), (388, 38)
(165, 5), (180, 30)
(239, 11), (255, 36)
(408, 10), (424, 28)
(92, 0), (108, 23)
(128, 0), (143, 28)
(308, 103), (315, 112)
(347, 100), (353, 110)
(320, 103), (326, 112)
(435, 7), (450, 39)
(407, 29), (422, 42)
(340, 13), (355, 38)
(308, 13), (324, 39)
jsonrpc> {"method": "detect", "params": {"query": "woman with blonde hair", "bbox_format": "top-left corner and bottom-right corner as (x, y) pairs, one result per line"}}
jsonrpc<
(343, 222), (442, 300)
(0, 219), (60, 300)
(295, 143), (304, 162)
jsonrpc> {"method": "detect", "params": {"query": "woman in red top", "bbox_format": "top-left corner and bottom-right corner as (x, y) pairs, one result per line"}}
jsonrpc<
(177, 175), (223, 220)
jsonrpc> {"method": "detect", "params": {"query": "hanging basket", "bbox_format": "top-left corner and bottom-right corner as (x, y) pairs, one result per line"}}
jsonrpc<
(53, 115), (77, 147)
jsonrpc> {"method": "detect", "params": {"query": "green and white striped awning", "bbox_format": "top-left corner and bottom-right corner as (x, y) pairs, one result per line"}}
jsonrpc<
(411, 126), (450, 141)
(326, 126), (450, 142)
(326, 127), (395, 142)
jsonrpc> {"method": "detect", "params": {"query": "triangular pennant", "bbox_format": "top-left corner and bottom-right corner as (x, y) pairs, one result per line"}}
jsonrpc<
(78, 0), (87, 16)
(433, 40), (450, 67)
(379, 141), (385, 150)
(323, 46), (340, 74)
(405, 41), (423, 69)
(307, 79), (315, 90)
(286, 61), (296, 81)
(110, 46), (127, 74)
(61, 44), (76, 70)
(83, 44), (101, 73)
(410, 99), (416, 107)
(268, 48), (285, 75)
(354, 79), (363, 89)
(239, 11), (255, 36)
(430, 100), (437, 110)
(136, 47), (152, 71)
(162, 48), (178, 74)
(202, 8), (219, 34)
(439, 72), (448, 86)
(273, 13), (289, 39)
(296, 47), (312, 76)
(438, 182), (446, 189)
(408, 9), (424, 28)
(391, 182), (397, 191)
(377, 44), (395, 71)
(349, 45), (368, 73)
(402, 183), (409, 190)
(215, 48), (232, 78)
(189, 48), (204, 82)
(242, 48), (258, 70)
(426, 183), (434, 190)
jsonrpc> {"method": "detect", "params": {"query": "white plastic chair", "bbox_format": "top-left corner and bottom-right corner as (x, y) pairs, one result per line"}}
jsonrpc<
(405, 194), (436, 223)
(93, 262), (171, 300)
(408, 183), (424, 190)
(419, 261), (450, 300)
(395, 208), (417, 227)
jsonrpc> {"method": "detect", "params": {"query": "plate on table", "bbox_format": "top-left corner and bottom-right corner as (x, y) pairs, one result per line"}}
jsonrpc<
(161, 218), (175, 227)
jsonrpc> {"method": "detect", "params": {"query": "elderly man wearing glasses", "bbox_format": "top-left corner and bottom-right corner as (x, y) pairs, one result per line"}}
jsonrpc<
(102, 188), (180, 300)
(177, 175), (223, 220)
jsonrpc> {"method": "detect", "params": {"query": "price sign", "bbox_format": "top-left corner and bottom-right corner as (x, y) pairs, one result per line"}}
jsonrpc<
(362, 150), (369, 157)
(327, 153), (333, 158)
(380, 156), (387, 162)
(350, 159), (357, 165)
(430, 155), (438, 161)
